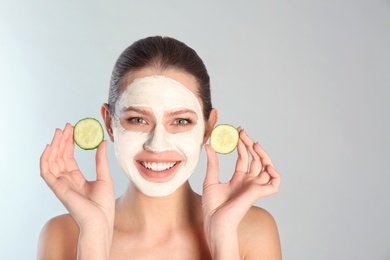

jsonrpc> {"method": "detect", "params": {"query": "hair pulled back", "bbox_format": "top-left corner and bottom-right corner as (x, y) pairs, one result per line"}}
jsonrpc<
(108, 36), (212, 119)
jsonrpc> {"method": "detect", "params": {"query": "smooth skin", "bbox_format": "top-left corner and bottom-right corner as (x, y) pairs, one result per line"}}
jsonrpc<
(38, 68), (282, 260)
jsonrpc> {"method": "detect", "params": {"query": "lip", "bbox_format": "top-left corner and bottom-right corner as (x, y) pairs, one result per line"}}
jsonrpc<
(135, 160), (182, 183)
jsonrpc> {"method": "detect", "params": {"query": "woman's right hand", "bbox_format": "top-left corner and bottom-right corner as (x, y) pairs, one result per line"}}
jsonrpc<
(40, 123), (115, 232)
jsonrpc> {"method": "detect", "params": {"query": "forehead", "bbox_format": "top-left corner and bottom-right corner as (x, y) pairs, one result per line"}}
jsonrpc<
(119, 76), (201, 113)
(122, 68), (200, 99)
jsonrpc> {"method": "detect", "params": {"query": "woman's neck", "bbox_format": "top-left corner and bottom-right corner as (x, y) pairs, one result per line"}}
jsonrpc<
(115, 181), (203, 234)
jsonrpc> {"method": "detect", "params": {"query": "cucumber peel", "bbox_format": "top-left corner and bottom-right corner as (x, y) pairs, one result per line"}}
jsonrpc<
(209, 124), (239, 154)
(73, 117), (104, 150)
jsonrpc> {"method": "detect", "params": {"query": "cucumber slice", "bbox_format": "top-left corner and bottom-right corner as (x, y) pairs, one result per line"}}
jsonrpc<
(209, 124), (239, 154)
(73, 118), (104, 150)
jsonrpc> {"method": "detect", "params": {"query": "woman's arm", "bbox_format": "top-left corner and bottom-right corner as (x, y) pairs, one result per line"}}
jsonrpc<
(39, 124), (115, 259)
(202, 129), (281, 260)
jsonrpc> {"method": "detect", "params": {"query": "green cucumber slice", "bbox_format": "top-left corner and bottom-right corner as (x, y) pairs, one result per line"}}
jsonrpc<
(73, 118), (104, 150)
(209, 124), (239, 154)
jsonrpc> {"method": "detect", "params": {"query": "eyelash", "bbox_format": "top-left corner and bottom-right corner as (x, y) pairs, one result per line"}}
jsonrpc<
(127, 117), (147, 124)
(126, 117), (193, 126)
(174, 118), (193, 125)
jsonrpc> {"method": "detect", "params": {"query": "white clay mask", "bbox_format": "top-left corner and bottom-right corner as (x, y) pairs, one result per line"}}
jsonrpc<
(112, 76), (205, 197)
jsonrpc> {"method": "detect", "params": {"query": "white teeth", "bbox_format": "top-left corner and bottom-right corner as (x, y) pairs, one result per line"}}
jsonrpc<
(141, 162), (176, 171)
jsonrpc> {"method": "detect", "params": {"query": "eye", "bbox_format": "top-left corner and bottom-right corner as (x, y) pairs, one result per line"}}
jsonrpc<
(128, 117), (147, 124)
(174, 118), (192, 125)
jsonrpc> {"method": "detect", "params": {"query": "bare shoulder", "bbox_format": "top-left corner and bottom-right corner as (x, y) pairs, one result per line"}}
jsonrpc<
(238, 206), (282, 260)
(37, 214), (79, 260)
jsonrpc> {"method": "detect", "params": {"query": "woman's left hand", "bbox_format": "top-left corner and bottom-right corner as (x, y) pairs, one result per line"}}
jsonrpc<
(202, 129), (281, 239)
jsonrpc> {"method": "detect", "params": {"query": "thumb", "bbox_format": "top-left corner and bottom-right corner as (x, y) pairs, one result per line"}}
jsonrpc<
(203, 144), (220, 187)
(96, 141), (112, 182)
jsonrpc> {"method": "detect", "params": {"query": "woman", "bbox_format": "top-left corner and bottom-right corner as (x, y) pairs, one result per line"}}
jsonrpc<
(38, 36), (282, 259)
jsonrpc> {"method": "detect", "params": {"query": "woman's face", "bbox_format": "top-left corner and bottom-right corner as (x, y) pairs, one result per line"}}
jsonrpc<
(108, 68), (213, 197)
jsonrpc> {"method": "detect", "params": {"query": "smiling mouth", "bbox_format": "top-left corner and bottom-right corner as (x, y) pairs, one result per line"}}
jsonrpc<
(140, 161), (178, 172)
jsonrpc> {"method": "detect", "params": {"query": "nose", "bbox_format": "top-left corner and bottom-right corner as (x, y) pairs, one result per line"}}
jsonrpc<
(143, 124), (172, 152)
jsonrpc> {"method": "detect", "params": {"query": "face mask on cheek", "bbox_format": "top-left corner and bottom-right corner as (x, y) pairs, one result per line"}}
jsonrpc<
(112, 76), (205, 197)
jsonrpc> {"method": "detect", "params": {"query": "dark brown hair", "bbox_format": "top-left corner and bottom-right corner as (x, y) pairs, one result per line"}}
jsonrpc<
(108, 36), (212, 119)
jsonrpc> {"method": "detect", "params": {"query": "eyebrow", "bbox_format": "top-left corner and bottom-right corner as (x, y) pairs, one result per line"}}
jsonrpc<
(165, 109), (197, 117)
(123, 106), (153, 116)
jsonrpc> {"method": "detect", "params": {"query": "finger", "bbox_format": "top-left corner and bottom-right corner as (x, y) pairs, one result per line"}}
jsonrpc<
(63, 125), (79, 172)
(234, 130), (249, 173)
(58, 123), (73, 157)
(95, 141), (112, 183)
(57, 124), (72, 171)
(258, 171), (271, 185)
(240, 130), (262, 174)
(266, 164), (281, 181)
(40, 144), (51, 178)
(40, 144), (57, 187)
(48, 129), (63, 174)
(253, 142), (274, 169)
(262, 165), (281, 193)
(203, 144), (220, 187)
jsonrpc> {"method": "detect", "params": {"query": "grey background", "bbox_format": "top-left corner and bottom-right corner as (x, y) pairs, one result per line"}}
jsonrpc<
(1, 1), (389, 259)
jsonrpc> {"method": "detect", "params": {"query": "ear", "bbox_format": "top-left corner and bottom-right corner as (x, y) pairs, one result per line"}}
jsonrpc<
(101, 103), (115, 142)
(203, 108), (218, 144)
